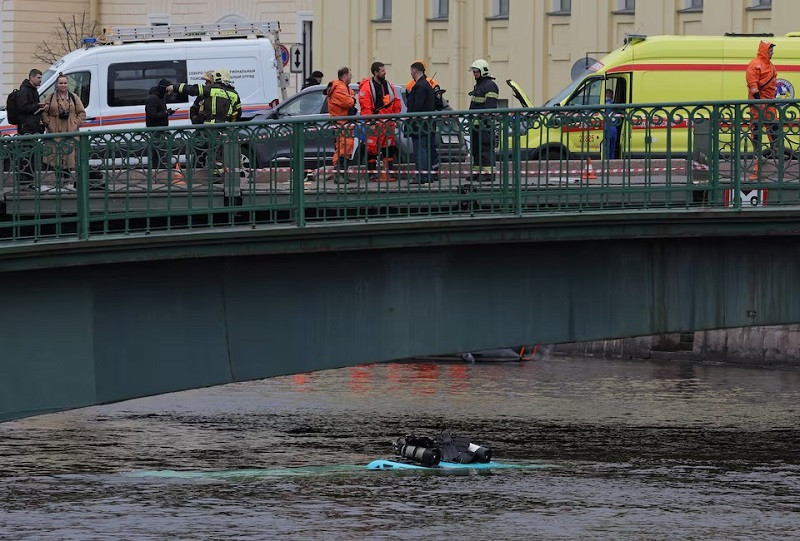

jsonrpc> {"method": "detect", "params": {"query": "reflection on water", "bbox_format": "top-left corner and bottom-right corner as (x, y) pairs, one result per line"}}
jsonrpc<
(1, 357), (799, 539)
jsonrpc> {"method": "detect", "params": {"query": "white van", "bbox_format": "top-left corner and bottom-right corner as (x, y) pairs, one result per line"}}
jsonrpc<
(1, 22), (287, 135)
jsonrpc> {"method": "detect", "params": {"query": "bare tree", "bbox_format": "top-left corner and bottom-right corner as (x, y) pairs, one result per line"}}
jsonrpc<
(33, 12), (99, 65)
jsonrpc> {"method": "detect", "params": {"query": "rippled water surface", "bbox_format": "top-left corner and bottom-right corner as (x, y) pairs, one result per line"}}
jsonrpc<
(1, 357), (799, 540)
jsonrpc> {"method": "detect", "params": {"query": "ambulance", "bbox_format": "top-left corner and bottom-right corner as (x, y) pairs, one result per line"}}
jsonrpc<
(0, 21), (288, 136)
(507, 33), (800, 159)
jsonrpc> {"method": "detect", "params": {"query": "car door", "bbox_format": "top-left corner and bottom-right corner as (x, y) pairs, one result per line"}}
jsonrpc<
(561, 77), (604, 156)
(259, 88), (334, 166)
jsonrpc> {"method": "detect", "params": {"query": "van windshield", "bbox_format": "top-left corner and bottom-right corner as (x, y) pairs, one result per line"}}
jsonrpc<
(42, 69), (57, 84)
(544, 67), (598, 107)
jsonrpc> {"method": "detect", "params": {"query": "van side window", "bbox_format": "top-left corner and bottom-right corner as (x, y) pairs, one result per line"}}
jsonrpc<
(566, 78), (603, 106)
(107, 61), (187, 107)
(40, 71), (92, 107)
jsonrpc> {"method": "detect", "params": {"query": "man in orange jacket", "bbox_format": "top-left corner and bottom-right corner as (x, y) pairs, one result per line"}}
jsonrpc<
(359, 61), (402, 181)
(746, 41), (779, 160)
(326, 66), (357, 183)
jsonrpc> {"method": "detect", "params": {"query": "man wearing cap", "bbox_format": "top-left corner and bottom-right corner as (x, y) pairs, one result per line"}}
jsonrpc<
(302, 70), (324, 89)
(746, 41), (779, 161)
(145, 78), (176, 168)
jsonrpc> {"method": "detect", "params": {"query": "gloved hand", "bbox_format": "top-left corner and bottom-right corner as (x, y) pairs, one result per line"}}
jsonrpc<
(753, 92), (761, 100)
(167, 108), (176, 115)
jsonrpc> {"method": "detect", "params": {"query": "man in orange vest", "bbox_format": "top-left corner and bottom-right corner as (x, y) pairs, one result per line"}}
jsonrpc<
(359, 61), (402, 181)
(746, 40), (779, 160)
(326, 66), (357, 183)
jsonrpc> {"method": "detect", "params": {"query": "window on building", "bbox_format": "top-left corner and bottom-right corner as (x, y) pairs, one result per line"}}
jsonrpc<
(679, 0), (702, 11)
(752, 0), (771, 7)
(107, 61), (187, 107)
(433, 0), (449, 19)
(618, 0), (635, 11)
(552, 0), (571, 13)
(492, 0), (509, 17)
(376, 0), (392, 20)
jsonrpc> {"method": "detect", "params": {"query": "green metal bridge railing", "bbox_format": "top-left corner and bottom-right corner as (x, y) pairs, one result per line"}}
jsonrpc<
(1, 99), (799, 243)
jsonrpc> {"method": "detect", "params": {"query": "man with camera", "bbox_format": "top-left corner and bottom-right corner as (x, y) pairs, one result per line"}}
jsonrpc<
(145, 78), (177, 169)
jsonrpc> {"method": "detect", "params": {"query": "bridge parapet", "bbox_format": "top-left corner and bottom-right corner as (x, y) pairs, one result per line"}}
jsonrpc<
(0, 99), (798, 246)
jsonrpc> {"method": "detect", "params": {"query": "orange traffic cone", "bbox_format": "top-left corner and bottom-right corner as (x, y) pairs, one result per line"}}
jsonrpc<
(172, 162), (186, 187)
(582, 157), (598, 180)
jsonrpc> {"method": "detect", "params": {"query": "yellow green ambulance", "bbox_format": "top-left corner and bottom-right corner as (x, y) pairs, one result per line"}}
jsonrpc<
(507, 33), (800, 159)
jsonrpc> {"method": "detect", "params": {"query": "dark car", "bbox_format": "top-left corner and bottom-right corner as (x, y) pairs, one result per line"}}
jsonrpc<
(244, 83), (468, 168)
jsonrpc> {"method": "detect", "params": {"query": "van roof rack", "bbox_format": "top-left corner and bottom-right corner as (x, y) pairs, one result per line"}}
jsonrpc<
(104, 21), (281, 44)
(724, 32), (774, 37)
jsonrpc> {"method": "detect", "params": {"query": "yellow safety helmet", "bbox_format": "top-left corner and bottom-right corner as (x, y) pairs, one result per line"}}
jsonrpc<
(214, 68), (232, 85)
(469, 59), (490, 78)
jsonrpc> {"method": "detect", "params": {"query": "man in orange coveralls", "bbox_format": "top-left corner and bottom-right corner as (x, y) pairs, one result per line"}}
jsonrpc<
(359, 61), (402, 181)
(326, 66), (357, 183)
(746, 41), (779, 165)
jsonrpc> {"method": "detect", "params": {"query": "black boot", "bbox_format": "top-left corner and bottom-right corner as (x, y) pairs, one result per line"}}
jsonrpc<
(334, 158), (351, 184)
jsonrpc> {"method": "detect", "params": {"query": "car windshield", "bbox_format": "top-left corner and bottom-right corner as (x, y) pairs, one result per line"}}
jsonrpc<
(544, 68), (598, 107)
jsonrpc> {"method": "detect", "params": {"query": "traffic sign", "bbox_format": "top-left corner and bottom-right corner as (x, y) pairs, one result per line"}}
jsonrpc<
(279, 44), (290, 67)
(290, 44), (304, 73)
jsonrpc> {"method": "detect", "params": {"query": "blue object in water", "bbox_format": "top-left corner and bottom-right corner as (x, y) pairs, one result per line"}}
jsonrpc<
(366, 459), (529, 470)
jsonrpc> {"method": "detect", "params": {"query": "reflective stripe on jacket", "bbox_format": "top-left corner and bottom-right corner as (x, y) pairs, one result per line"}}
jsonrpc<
(204, 84), (242, 123)
(469, 76), (499, 110)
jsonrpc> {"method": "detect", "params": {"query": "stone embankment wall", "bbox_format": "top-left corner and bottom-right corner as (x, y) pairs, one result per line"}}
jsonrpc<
(550, 326), (800, 367)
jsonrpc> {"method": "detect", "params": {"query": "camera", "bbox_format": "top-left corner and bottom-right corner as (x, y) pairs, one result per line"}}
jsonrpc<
(58, 111), (69, 120)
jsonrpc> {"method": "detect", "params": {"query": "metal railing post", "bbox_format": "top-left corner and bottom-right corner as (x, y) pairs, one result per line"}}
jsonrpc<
(290, 121), (305, 227)
(512, 112), (522, 216)
(77, 132), (91, 239)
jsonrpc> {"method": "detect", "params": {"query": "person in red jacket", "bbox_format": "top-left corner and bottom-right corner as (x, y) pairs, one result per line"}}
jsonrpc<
(746, 41), (779, 164)
(359, 61), (402, 181)
(326, 66), (357, 183)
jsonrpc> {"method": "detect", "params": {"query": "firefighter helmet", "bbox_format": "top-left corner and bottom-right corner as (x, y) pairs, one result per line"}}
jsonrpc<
(214, 69), (232, 85)
(469, 59), (491, 77)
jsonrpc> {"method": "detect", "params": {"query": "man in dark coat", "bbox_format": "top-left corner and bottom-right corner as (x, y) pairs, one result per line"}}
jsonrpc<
(302, 70), (324, 89)
(16, 68), (47, 185)
(406, 61), (437, 184)
(145, 78), (175, 168)
(17, 69), (47, 135)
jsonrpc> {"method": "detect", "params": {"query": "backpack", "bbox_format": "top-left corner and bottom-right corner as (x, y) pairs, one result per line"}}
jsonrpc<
(5, 89), (19, 125)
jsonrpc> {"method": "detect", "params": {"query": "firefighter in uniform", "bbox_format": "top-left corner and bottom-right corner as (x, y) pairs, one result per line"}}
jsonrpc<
(359, 61), (402, 181)
(171, 70), (218, 168)
(468, 59), (499, 182)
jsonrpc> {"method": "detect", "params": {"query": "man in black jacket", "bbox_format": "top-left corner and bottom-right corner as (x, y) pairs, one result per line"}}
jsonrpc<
(302, 70), (324, 89)
(145, 78), (175, 168)
(17, 69), (47, 135)
(406, 61), (437, 184)
(16, 69), (48, 186)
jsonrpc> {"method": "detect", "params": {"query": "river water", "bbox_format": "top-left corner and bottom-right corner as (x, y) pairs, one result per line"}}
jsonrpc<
(1, 356), (799, 540)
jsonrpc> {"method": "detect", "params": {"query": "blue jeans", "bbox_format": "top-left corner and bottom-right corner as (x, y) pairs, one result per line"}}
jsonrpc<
(412, 132), (434, 182)
(604, 126), (618, 159)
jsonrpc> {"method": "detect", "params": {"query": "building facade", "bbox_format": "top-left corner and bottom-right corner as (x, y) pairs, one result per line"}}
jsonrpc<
(0, 0), (313, 96)
(1, 0), (796, 107)
(313, 0), (796, 109)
